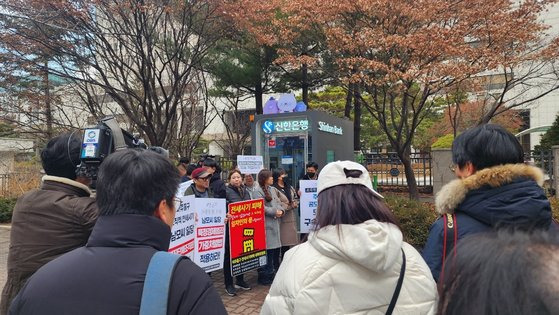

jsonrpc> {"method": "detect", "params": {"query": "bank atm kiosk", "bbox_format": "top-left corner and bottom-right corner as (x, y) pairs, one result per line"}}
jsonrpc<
(251, 111), (354, 182)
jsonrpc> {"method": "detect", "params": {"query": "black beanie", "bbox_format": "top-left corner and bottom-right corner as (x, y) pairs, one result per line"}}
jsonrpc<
(41, 132), (81, 180)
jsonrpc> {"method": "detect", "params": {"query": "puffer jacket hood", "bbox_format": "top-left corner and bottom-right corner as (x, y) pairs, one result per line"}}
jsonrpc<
(309, 220), (403, 273)
(435, 164), (550, 228)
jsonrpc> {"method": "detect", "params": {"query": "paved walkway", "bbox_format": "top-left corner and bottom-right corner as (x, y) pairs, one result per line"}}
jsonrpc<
(210, 270), (270, 314)
(0, 225), (268, 314)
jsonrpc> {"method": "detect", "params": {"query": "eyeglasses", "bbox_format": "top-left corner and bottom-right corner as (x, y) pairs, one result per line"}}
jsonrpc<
(449, 164), (457, 172)
(173, 197), (182, 209)
(197, 177), (210, 181)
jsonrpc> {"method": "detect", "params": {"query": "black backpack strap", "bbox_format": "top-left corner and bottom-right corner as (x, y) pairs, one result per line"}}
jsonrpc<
(386, 249), (406, 315)
(441, 213), (457, 283)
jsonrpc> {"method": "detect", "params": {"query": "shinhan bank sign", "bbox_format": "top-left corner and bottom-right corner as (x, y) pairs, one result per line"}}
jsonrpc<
(262, 119), (309, 134)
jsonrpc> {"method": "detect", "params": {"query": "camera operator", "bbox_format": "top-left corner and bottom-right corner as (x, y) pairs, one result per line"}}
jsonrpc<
(0, 132), (98, 314)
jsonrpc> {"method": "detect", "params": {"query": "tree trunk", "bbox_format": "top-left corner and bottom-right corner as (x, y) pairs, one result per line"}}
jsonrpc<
(301, 63), (309, 106)
(344, 84), (353, 119)
(43, 59), (53, 139)
(255, 83), (263, 114)
(353, 84), (361, 151)
(398, 147), (420, 200)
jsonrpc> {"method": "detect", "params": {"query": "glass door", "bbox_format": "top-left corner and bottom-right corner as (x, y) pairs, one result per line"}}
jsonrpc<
(264, 134), (307, 187)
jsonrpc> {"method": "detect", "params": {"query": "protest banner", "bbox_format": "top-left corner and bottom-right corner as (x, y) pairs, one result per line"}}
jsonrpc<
(228, 199), (267, 277)
(168, 195), (196, 259)
(299, 180), (318, 233)
(236, 155), (264, 174)
(193, 198), (227, 272)
(176, 180), (193, 197)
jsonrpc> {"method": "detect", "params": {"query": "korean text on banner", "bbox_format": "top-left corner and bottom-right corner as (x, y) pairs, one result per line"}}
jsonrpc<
(194, 198), (227, 273)
(299, 180), (318, 233)
(228, 199), (267, 277)
(237, 155), (264, 174)
(168, 195), (196, 259)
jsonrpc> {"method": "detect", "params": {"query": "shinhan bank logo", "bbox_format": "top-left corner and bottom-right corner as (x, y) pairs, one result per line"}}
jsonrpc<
(262, 120), (275, 134)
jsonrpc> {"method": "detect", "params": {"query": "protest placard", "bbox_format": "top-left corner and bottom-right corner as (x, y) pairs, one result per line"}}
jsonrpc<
(193, 198), (227, 273)
(228, 199), (267, 277)
(236, 155), (264, 174)
(168, 195), (196, 259)
(299, 180), (318, 233)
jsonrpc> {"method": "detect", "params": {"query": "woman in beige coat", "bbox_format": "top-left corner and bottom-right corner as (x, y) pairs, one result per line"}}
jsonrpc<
(272, 169), (298, 267)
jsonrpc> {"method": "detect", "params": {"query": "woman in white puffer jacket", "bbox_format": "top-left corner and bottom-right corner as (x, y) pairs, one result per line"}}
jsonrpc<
(261, 161), (437, 315)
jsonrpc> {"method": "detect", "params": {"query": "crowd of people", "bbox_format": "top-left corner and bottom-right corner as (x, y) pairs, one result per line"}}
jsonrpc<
(1, 123), (558, 314)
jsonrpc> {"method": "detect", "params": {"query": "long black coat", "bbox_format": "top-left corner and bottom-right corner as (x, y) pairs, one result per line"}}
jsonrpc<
(9, 215), (227, 315)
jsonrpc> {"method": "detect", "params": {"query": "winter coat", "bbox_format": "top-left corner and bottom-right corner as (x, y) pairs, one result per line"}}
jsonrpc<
(422, 164), (552, 281)
(9, 214), (227, 315)
(210, 172), (227, 199)
(184, 184), (214, 198)
(245, 183), (260, 199)
(274, 185), (299, 247)
(253, 186), (283, 249)
(225, 185), (252, 205)
(261, 219), (437, 314)
(0, 176), (97, 315)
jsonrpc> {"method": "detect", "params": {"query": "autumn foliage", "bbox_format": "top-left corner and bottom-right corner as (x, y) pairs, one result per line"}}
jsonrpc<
(229, 0), (559, 199)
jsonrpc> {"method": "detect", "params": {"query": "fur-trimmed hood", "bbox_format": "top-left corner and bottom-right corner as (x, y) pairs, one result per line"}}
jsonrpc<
(436, 164), (545, 215)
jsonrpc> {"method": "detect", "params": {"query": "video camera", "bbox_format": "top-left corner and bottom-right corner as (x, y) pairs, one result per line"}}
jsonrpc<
(77, 116), (146, 180)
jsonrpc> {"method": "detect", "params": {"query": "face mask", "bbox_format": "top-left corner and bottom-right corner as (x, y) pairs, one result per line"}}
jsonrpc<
(306, 172), (316, 178)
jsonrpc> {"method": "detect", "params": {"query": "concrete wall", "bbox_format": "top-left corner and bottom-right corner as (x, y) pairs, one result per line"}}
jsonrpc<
(432, 148), (454, 195)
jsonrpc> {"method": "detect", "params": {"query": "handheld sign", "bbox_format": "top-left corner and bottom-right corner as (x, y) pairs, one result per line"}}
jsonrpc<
(193, 198), (227, 273)
(228, 199), (268, 276)
(168, 196), (196, 259)
(237, 155), (264, 174)
(299, 180), (318, 233)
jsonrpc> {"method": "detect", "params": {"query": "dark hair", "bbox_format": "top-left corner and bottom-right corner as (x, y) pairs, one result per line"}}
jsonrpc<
(186, 163), (197, 176)
(306, 161), (319, 170)
(228, 169), (242, 181)
(40, 132), (81, 180)
(273, 168), (292, 202)
(257, 169), (273, 202)
(179, 157), (189, 164)
(96, 149), (180, 216)
(439, 230), (559, 315)
(452, 124), (523, 171)
(315, 184), (399, 229)
(202, 158), (222, 174)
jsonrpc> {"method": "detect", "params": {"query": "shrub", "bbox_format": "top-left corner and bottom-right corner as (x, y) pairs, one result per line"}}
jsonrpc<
(384, 194), (437, 248)
(431, 134), (454, 149)
(550, 197), (559, 222)
(0, 197), (17, 223)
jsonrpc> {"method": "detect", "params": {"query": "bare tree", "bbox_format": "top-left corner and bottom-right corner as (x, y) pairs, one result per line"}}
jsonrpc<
(210, 89), (253, 157)
(1, 0), (227, 148)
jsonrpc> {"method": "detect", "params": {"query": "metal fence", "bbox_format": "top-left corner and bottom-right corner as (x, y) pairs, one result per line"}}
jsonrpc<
(360, 152), (433, 189)
(0, 172), (42, 197)
(525, 150), (554, 194)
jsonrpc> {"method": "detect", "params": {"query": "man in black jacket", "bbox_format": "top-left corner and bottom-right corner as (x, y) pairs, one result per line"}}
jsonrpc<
(202, 158), (227, 199)
(10, 149), (227, 314)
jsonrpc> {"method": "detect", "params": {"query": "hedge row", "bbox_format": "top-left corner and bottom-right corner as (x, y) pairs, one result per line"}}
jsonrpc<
(0, 197), (17, 223)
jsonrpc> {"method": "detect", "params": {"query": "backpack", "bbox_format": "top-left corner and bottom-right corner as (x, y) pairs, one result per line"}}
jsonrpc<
(139, 252), (185, 315)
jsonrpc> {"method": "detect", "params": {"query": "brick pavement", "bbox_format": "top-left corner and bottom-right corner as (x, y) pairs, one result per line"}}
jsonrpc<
(210, 269), (270, 314)
(0, 225), (269, 314)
